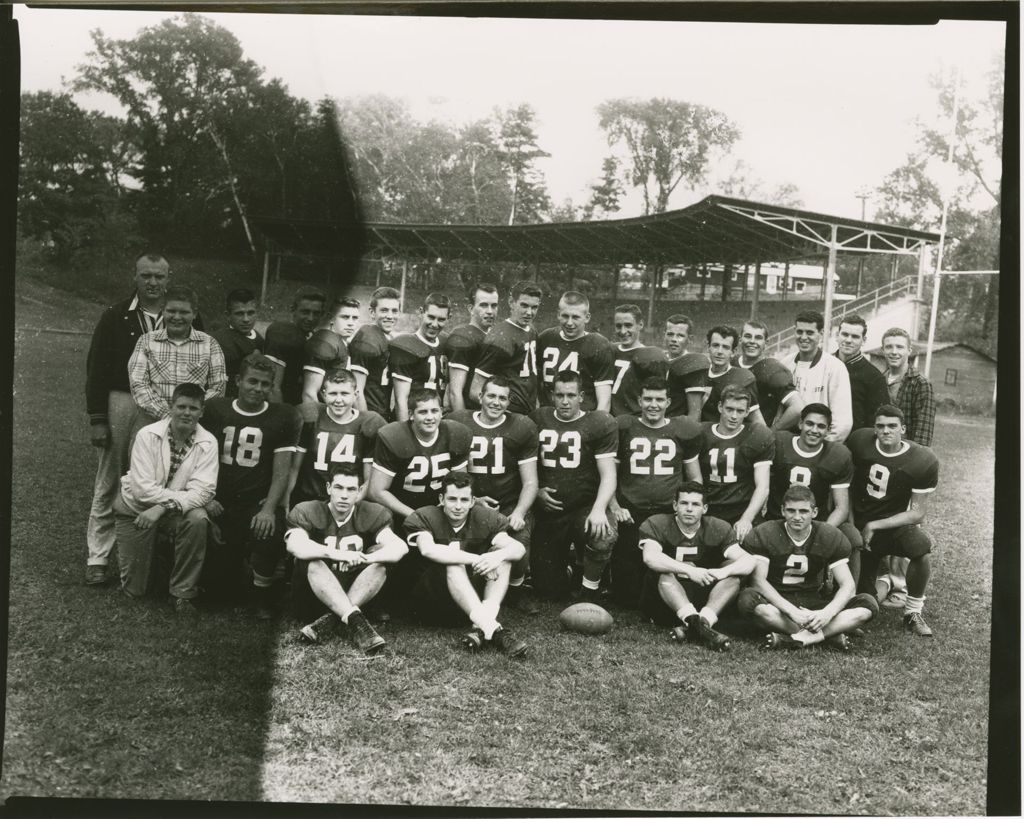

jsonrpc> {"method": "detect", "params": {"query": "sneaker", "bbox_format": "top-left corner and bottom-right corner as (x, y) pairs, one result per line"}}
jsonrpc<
(826, 633), (851, 652)
(299, 612), (338, 644)
(506, 584), (541, 615)
(461, 627), (485, 652)
(696, 618), (731, 651)
(85, 565), (108, 586)
(882, 589), (908, 610)
(903, 612), (933, 637)
(348, 611), (386, 655)
(174, 597), (200, 617)
(491, 626), (528, 658)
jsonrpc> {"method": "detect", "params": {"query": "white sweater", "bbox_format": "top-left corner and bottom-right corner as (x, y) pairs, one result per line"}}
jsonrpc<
(119, 418), (218, 514)
(779, 349), (853, 442)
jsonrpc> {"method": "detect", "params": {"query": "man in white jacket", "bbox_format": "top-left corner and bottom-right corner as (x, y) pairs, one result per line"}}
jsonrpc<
(114, 382), (219, 613)
(779, 311), (853, 443)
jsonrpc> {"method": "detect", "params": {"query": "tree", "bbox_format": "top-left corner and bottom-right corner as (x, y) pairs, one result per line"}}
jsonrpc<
(494, 104), (551, 224)
(596, 97), (740, 215)
(582, 157), (624, 221)
(714, 160), (804, 207)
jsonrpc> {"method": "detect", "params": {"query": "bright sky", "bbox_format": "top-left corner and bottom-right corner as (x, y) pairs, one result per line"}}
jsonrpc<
(13, 6), (1005, 221)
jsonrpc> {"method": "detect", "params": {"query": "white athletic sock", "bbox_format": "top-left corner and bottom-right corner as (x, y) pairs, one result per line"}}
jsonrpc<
(903, 595), (925, 616)
(675, 603), (698, 622)
(468, 604), (499, 640)
(699, 607), (718, 627)
(508, 576), (524, 588)
(791, 629), (824, 645)
(581, 576), (600, 591)
(253, 572), (275, 589)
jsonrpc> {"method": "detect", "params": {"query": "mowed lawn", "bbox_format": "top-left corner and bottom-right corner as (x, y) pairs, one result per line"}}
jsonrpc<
(2, 284), (995, 814)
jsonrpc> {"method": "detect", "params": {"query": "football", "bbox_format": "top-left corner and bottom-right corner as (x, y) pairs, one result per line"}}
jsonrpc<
(558, 602), (614, 635)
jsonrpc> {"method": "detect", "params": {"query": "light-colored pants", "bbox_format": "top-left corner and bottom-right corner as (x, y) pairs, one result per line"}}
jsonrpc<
(86, 391), (138, 566)
(113, 494), (209, 599)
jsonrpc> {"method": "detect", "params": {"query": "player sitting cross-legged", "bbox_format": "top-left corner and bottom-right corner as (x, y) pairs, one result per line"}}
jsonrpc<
(638, 481), (755, 651)
(738, 485), (879, 651)
(407, 471), (529, 657)
(285, 463), (407, 654)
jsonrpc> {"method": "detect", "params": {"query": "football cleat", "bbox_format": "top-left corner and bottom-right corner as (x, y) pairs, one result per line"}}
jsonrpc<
(299, 612), (338, 644)
(761, 632), (802, 650)
(348, 611), (386, 655)
(903, 612), (933, 637)
(571, 585), (610, 606)
(826, 633), (851, 652)
(882, 589), (908, 610)
(697, 618), (731, 651)
(506, 584), (541, 615)
(461, 627), (485, 652)
(491, 627), (528, 658)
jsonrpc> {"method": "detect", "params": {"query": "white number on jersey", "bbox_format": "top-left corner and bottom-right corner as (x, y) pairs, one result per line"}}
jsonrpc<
(542, 347), (580, 384)
(221, 426), (264, 468)
(673, 542), (699, 563)
(324, 533), (365, 570)
(539, 429), (582, 469)
(468, 435), (506, 475)
(518, 340), (538, 377)
(789, 465), (813, 487)
(612, 359), (631, 394)
(866, 464), (890, 499)
(782, 554), (809, 585)
(424, 356), (438, 390)
(707, 446), (738, 483)
(403, 453), (452, 494)
(628, 438), (677, 476)
(313, 432), (357, 471)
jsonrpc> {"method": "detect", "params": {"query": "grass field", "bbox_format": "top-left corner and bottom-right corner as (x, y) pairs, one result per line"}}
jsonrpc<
(2, 277), (996, 813)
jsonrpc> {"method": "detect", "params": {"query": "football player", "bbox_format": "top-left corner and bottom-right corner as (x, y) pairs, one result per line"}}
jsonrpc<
(537, 291), (615, 412)
(447, 375), (539, 612)
(470, 280), (543, 415)
(848, 404), (939, 636)
(446, 283), (499, 412)
(700, 325), (765, 425)
(201, 354), (302, 615)
(300, 296), (362, 404)
(638, 481), (755, 650)
(407, 471), (529, 657)
(389, 292), (451, 422)
(736, 320), (802, 430)
(290, 368), (387, 505)
(610, 304), (669, 417)
(264, 287), (326, 405)
(663, 314), (708, 423)
(212, 288), (264, 400)
(608, 376), (702, 607)
(349, 286), (401, 418)
(697, 385), (775, 541)
(530, 370), (618, 601)
(739, 485), (878, 650)
(285, 463), (407, 654)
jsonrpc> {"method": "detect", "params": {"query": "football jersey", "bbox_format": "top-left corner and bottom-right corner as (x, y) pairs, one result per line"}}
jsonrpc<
(211, 328), (264, 399)
(447, 410), (539, 511)
(303, 329), (349, 380)
(698, 422), (776, 523)
(372, 419), (471, 513)
(847, 428), (940, 528)
(701, 365), (761, 423)
(444, 324), (487, 410)
(388, 332), (447, 395)
(405, 504), (508, 556)
(263, 321), (308, 405)
(202, 397), (301, 505)
(474, 319), (538, 416)
(286, 499), (394, 574)
(537, 328), (616, 412)
(348, 324), (392, 419)
(745, 519), (850, 596)
(767, 433), (853, 520)
(530, 407), (618, 512)
(638, 513), (738, 569)
(611, 345), (670, 417)
(738, 357), (796, 426)
(666, 352), (710, 417)
(616, 415), (702, 511)
(294, 405), (387, 502)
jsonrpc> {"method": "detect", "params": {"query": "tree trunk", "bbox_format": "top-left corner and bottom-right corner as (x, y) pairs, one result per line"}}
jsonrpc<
(721, 263), (732, 302)
(208, 127), (256, 257)
(700, 264), (707, 301)
(982, 277), (999, 339)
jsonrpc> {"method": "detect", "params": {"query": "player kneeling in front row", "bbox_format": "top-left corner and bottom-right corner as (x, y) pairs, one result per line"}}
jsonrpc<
(739, 485), (878, 651)
(638, 481), (754, 651)
(407, 472), (529, 657)
(285, 463), (407, 654)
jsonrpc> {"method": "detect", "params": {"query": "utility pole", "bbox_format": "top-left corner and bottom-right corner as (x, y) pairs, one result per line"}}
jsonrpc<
(854, 188), (871, 298)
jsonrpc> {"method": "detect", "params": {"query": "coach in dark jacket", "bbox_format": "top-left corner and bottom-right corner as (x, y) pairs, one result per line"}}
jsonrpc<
(835, 315), (889, 432)
(83, 253), (204, 586)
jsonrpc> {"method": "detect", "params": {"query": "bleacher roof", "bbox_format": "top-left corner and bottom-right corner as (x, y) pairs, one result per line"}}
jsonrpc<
(251, 195), (941, 266)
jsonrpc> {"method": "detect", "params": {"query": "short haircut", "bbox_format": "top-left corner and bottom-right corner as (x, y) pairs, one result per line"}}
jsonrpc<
(134, 252), (168, 268)
(719, 384), (751, 408)
(881, 326), (913, 347)
(782, 484), (816, 507)
(706, 324), (739, 347)
(614, 304), (643, 322)
(370, 286), (401, 309)
(560, 290), (589, 310)
(225, 288), (256, 311)
(839, 314), (868, 335)
(874, 403), (906, 424)
(794, 311), (824, 331)
(171, 382), (205, 405)
(639, 376), (670, 395)
(510, 280), (543, 301)
(327, 461), (362, 485)
(801, 402), (832, 424)
(323, 368), (357, 388)
(238, 352), (276, 381)
(329, 296), (361, 314)
(552, 369), (582, 391)
(408, 387), (441, 413)
(423, 292), (451, 312)
(481, 374), (513, 395)
(164, 285), (198, 311)
(293, 286), (326, 309)
(665, 314), (694, 331)
(470, 282), (499, 303)
(743, 319), (769, 336)
(675, 480), (706, 502)
(441, 470), (474, 494)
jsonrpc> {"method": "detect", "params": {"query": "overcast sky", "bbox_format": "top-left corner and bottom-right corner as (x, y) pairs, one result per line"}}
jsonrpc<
(13, 7), (1005, 221)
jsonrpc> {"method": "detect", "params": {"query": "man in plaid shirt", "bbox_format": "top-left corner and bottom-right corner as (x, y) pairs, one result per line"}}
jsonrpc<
(128, 285), (227, 433)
